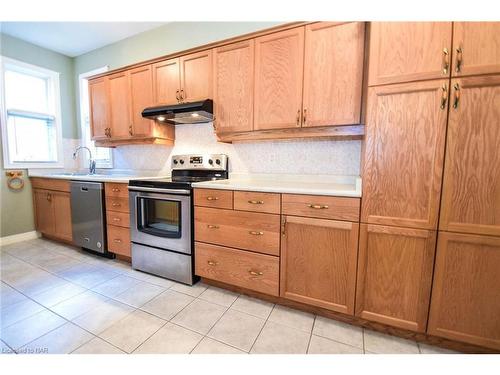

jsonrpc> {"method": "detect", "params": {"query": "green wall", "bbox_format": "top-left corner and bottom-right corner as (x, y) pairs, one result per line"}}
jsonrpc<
(0, 33), (76, 237)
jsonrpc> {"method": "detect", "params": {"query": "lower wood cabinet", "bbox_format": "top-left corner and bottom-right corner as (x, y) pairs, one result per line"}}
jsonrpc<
(355, 224), (436, 332)
(107, 225), (131, 257)
(280, 216), (359, 314)
(428, 232), (500, 350)
(195, 242), (279, 296)
(104, 182), (131, 257)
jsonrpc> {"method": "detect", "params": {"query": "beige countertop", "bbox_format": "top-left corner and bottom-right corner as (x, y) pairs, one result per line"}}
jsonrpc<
(28, 169), (169, 184)
(192, 173), (362, 198)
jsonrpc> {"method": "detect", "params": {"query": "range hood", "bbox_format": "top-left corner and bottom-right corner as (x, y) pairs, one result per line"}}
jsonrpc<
(142, 99), (213, 125)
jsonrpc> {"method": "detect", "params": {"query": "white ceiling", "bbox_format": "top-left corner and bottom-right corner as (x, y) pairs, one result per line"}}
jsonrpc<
(0, 22), (168, 57)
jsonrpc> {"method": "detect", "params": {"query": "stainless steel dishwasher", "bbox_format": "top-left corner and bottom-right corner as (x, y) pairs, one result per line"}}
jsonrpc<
(70, 181), (110, 256)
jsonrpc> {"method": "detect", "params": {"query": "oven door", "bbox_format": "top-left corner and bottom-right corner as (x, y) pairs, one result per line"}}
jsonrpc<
(129, 189), (192, 255)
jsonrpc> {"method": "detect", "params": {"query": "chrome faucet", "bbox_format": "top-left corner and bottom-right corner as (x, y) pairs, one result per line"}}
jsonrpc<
(72, 146), (96, 175)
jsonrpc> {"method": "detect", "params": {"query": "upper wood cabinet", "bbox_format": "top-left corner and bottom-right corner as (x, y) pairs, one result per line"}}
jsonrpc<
(88, 77), (109, 141)
(361, 80), (448, 229)
(254, 27), (305, 130)
(368, 22), (452, 86)
(428, 232), (500, 350)
(303, 22), (365, 127)
(355, 224), (436, 332)
(439, 75), (500, 236)
(281, 216), (359, 315)
(129, 65), (155, 137)
(180, 50), (213, 103)
(153, 58), (181, 105)
(452, 22), (500, 77)
(108, 71), (132, 140)
(213, 40), (255, 133)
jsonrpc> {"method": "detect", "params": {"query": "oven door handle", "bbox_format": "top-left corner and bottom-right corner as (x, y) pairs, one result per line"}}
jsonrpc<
(128, 186), (191, 195)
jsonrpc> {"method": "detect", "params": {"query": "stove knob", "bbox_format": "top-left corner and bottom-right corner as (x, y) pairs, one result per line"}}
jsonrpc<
(215, 159), (221, 165)
(208, 159), (213, 165)
(173, 159), (178, 165)
(180, 159), (184, 164)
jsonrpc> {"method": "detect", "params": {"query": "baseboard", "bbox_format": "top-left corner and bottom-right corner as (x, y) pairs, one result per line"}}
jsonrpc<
(0, 231), (40, 246)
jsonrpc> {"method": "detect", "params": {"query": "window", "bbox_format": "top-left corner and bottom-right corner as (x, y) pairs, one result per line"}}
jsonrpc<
(79, 67), (113, 168)
(0, 56), (63, 168)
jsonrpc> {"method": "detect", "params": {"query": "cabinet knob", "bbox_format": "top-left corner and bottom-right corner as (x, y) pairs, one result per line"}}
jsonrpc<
(207, 260), (218, 266)
(113, 218), (121, 222)
(307, 204), (328, 209)
(247, 200), (264, 205)
(206, 196), (219, 201)
(113, 239), (122, 243)
(248, 231), (264, 236)
(207, 224), (220, 229)
(249, 270), (263, 276)
(112, 203), (121, 207)
(112, 188), (120, 192)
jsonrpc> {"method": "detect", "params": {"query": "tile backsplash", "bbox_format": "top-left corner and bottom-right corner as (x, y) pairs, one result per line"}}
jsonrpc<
(112, 123), (362, 175)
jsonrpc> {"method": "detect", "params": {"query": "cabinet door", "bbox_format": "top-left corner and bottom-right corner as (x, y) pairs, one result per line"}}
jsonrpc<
(440, 76), (500, 236)
(129, 65), (154, 136)
(153, 58), (180, 105)
(368, 22), (452, 86)
(33, 189), (55, 236)
(89, 77), (109, 141)
(452, 22), (500, 77)
(213, 40), (254, 133)
(108, 71), (132, 139)
(302, 22), (365, 127)
(254, 27), (304, 130)
(281, 216), (359, 314)
(355, 224), (436, 332)
(52, 191), (72, 242)
(361, 80), (448, 229)
(428, 232), (500, 350)
(180, 50), (213, 102)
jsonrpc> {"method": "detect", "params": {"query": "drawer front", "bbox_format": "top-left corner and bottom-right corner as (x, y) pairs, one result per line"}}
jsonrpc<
(105, 182), (129, 198)
(234, 191), (281, 214)
(30, 177), (70, 192)
(282, 194), (360, 221)
(195, 207), (280, 256)
(194, 189), (233, 209)
(105, 197), (129, 213)
(107, 225), (131, 257)
(195, 242), (279, 296)
(106, 211), (130, 228)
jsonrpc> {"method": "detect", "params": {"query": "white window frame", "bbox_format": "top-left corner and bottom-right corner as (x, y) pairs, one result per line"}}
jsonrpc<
(78, 66), (113, 169)
(0, 55), (64, 169)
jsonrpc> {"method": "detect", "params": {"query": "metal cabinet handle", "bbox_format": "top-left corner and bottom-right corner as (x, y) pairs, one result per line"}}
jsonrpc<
(308, 204), (329, 209)
(296, 109), (301, 126)
(112, 203), (121, 207)
(247, 200), (264, 205)
(249, 270), (263, 276)
(206, 196), (219, 201)
(281, 217), (286, 236)
(108, 128), (112, 138)
(303, 109), (307, 125)
(453, 83), (460, 109)
(176, 90), (180, 102)
(129, 125), (133, 136)
(207, 260), (218, 266)
(180, 89), (185, 101)
(207, 224), (220, 229)
(112, 188), (120, 192)
(113, 239), (122, 243)
(249, 231), (264, 236)
(113, 218), (121, 222)
(442, 48), (449, 75)
(440, 83), (448, 110)
(46, 193), (52, 201)
(455, 46), (463, 73)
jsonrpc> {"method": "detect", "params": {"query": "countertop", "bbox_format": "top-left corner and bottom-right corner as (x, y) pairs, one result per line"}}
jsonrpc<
(192, 173), (362, 197)
(28, 169), (169, 184)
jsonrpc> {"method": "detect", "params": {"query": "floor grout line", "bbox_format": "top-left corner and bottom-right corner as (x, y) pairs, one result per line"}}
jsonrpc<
(306, 315), (316, 354)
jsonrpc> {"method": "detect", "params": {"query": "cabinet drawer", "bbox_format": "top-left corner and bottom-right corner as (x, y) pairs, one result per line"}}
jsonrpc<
(233, 191), (280, 214)
(195, 242), (279, 296)
(194, 189), (233, 209)
(282, 194), (360, 221)
(107, 225), (131, 257)
(30, 178), (70, 192)
(106, 211), (130, 228)
(105, 182), (129, 198)
(195, 207), (280, 256)
(105, 197), (129, 213)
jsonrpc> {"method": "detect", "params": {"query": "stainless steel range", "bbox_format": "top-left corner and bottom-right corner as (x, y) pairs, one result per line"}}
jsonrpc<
(128, 154), (228, 285)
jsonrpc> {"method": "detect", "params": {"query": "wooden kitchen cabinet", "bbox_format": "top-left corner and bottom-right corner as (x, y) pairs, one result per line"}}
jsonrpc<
(428, 232), (500, 350)
(213, 40), (255, 133)
(180, 50), (213, 102)
(34, 189), (56, 235)
(361, 80), (448, 230)
(153, 58), (181, 105)
(129, 65), (155, 136)
(105, 182), (131, 258)
(355, 224), (436, 332)
(88, 77), (110, 141)
(52, 191), (73, 241)
(302, 22), (365, 127)
(108, 71), (132, 139)
(368, 22), (452, 86)
(440, 75), (500, 236)
(254, 27), (305, 130)
(452, 22), (500, 77)
(281, 216), (359, 314)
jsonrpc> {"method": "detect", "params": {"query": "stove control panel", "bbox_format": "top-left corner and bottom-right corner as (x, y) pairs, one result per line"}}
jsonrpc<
(171, 154), (228, 171)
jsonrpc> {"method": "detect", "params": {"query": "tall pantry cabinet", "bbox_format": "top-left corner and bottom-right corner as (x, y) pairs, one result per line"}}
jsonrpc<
(358, 22), (500, 349)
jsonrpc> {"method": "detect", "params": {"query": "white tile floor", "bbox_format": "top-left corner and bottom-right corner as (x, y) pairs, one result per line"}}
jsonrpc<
(0, 238), (457, 354)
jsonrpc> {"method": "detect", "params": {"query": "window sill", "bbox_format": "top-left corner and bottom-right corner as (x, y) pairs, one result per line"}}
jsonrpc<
(5, 162), (64, 170)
